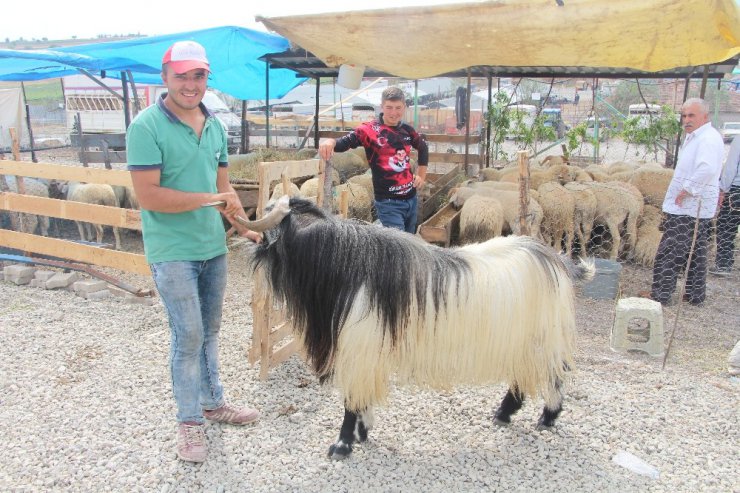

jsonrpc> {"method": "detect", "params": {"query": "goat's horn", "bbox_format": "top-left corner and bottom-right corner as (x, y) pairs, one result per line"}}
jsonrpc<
(236, 195), (291, 232)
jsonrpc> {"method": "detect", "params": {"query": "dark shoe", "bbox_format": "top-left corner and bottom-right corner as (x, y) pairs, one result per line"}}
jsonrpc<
(682, 294), (704, 306)
(708, 267), (731, 277)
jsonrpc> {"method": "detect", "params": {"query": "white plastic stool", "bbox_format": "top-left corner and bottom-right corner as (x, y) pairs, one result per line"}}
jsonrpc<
(611, 297), (664, 357)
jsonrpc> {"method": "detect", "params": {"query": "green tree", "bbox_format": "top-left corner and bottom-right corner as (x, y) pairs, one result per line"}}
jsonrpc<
(485, 92), (512, 161)
(620, 105), (680, 160)
(605, 80), (660, 115)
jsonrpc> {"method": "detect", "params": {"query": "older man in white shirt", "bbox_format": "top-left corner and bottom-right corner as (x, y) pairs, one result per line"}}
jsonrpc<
(645, 98), (724, 305)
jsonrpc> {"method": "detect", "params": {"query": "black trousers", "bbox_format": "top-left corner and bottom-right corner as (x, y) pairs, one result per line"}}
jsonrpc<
(651, 213), (711, 304)
(715, 186), (740, 270)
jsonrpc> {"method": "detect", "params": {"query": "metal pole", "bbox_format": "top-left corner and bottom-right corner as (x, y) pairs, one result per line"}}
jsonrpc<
(699, 66), (709, 99)
(265, 61), (270, 148)
(414, 80), (419, 128)
(121, 72), (131, 129)
(314, 78), (320, 148)
(486, 74), (492, 168)
(464, 69), (471, 175)
(241, 100), (248, 154)
(126, 70), (141, 116)
(672, 70), (695, 168)
(20, 82), (37, 163)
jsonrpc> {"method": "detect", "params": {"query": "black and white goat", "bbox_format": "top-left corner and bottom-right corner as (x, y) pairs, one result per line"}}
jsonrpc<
(244, 196), (593, 459)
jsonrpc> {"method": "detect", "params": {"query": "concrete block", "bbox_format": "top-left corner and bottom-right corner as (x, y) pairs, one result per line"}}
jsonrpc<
(611, 297), (664, 357)
(29, 279), (43, 288)
(45, 272), (80, 289)
(4, 264), (36, 281)
(80, 289), (111, 301)
(34, 270), (56, 282)
(107, 287), (128, 298)
(6, 275), (32, 285)
(73, 280), (108, 295)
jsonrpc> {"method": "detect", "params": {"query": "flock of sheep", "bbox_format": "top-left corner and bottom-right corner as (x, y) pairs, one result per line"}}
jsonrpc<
(1, 176), (137, 251)
(451, 157), (673, 265)
(2, 149), (673, 268)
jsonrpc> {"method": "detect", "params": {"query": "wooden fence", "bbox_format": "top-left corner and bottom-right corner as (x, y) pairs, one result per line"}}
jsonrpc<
(0, 159), (149, 275)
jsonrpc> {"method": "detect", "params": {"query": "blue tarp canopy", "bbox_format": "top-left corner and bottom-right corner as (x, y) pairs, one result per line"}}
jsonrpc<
(0, 26), (304, 100)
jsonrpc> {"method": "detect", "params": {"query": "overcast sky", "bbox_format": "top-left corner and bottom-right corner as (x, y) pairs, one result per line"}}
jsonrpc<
(5, 0), (474, 42)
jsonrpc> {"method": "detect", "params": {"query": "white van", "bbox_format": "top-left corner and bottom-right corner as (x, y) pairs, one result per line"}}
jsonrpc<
(627, 104), (662, 127)
(506, 104), (537, 139)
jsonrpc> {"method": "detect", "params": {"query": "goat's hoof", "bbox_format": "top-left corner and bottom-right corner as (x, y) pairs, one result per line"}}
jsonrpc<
(536, 420), (556, 431)
(328, 441), (352, 460)
(493, 413), (511, 427)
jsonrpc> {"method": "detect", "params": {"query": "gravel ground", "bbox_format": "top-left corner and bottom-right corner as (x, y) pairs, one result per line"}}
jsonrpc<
(1, 142), (738, 492)
(1, 235), (738, 492)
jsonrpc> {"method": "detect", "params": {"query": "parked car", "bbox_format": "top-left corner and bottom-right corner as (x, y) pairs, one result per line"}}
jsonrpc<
(541, 108), (567, 139)
(720, 122), (740, 143)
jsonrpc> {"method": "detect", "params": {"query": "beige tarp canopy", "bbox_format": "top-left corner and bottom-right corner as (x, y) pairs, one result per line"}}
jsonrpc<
(258, 0), (740, 80)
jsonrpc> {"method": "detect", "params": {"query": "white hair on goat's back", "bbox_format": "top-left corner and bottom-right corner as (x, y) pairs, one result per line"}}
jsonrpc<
(332, 235), (577, 412)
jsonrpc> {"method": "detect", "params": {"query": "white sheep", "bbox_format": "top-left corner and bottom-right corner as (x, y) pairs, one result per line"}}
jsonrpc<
(270, 181), (301, 201)
(634, 204), (663, 267)
(584, 165), (612, 183)
(479, 167), (503, 181)
(450, 187), (543, 239)
(501, 164), (576, 189)
(3, 176), (50, 236)
(578, 181), (642, 260)
(65, 182), (121, 250)
(330, 148), (369, 182)
(628, 167), (674, 208)
(333, 182), (373, 222)
(459, 194), (504, 244)
(540, 155), (567, 167)
(563, 182), (598, 256)
(297, 169), (342, 199)
(347, 172), (374, 199)
(537, 182), (576, 256)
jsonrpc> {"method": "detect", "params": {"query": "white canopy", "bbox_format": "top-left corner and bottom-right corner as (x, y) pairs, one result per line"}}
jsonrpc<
(258, 0), (740, 80)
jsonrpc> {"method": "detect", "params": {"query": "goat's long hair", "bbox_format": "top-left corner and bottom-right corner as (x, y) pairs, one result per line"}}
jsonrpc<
(250, 198), (591, 411)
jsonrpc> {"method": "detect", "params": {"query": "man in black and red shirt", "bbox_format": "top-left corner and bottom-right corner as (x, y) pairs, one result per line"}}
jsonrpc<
(319, 86), (428, 233)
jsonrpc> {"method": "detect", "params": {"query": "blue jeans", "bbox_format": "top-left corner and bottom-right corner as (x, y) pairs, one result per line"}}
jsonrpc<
(150, 254), (227, 424)
(374, 195), (418, 233)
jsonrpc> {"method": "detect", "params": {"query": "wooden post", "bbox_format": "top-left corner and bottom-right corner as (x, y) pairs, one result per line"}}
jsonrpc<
(321, 158), (333, 212)
(316, 158), (325, 208)
(338, 189), (349, 218)
(76, 112), (88, 167)
(102, 140), (112, 170)
(517, 150), (530, 236)
(281, 173), (291, 198)
(9, 127), (27, 242)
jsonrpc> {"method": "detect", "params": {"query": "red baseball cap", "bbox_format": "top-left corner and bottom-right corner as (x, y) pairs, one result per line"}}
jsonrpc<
(162, 41), (210, 74)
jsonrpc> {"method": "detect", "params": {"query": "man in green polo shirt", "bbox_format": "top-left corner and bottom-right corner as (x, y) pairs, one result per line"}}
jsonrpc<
(126, 41), (261, 463)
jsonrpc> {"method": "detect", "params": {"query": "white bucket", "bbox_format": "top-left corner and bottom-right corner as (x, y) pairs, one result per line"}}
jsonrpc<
(337, 64), (365, 89)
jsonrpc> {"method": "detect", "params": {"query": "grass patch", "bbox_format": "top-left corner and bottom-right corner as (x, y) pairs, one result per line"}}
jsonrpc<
(0, 80), (63, 102)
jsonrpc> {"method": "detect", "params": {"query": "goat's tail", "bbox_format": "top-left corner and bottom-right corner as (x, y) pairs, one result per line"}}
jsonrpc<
(561, 255), (595, 283)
